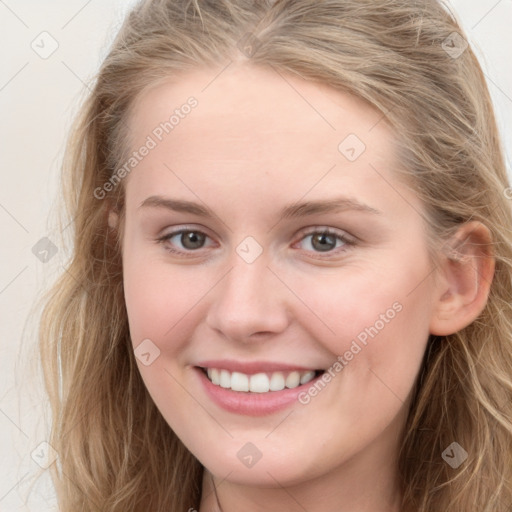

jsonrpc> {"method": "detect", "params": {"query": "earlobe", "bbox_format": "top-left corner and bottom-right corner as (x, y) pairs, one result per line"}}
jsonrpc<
(429, 221), (495, 336)
(108, 210), (119, 230)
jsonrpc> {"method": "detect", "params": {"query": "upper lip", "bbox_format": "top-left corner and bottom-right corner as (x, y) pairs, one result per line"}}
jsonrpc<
(195, 360), (322, 374)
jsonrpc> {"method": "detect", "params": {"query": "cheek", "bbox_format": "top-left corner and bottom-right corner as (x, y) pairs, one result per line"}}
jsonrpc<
(289, 252), (433, 393)
(122, 250), (204, 407)
(122, 242), (215, 356)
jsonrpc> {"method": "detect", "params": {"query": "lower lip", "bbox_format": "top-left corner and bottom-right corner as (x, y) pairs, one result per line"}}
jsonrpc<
(195, 367), (324, 416)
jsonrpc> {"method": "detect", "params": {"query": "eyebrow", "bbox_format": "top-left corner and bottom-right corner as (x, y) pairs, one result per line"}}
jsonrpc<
(138, 195), (382, 218)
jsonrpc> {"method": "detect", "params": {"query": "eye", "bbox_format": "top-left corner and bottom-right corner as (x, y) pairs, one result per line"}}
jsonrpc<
(295, 228), (355, 255)
(157, 228), (214, 254)
(156, 226), (355, 258)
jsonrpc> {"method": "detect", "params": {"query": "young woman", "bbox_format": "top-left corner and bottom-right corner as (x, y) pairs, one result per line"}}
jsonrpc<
(39, 1), (512, 510)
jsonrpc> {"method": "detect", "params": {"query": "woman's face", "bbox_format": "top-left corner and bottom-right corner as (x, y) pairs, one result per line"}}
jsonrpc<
(120, 64), (439, 488)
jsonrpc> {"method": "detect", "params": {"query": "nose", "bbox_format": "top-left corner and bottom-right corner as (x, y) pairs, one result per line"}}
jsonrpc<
(205, 252), (291, 343)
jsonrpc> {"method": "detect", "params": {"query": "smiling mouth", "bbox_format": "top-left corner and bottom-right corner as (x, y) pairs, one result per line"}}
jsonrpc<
(197, 367), (324, 393)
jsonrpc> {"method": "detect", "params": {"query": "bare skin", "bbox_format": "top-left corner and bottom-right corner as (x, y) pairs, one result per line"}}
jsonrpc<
(113, 63), (494, 512)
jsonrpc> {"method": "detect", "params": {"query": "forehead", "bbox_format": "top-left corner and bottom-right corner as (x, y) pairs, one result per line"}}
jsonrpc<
(122, 64), (417, 222)
(127, 63), (393, 156)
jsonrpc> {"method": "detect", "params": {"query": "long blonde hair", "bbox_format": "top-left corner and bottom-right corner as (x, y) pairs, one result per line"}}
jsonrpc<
(39, 1), (512, 510)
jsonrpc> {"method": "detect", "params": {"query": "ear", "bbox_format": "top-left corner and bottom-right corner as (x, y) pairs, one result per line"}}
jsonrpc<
(107, 207), (120, 230)
(429, 221), (495, 336)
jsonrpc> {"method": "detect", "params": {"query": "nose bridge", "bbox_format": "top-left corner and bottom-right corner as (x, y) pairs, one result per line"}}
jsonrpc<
(206, 250), (289, 340)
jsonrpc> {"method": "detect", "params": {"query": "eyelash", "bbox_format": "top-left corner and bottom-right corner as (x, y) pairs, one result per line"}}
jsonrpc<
(156, 226), (356, 259)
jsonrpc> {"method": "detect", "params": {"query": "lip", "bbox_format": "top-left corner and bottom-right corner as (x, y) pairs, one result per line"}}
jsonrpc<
(195, 359), (321, 374)
(194, 365), (325, 416)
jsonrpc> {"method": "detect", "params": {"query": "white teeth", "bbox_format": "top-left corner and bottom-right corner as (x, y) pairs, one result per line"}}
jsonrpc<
(285, 371), (300, 389)
(231, 372), (249, 392)
(219, 369), (231, 388)
(269, 372), (285, 391)
(300, 371), (316, 385)
(204, 368), (318, 393)
(249, 373), (270, 393)
(210, 368), (220, 385)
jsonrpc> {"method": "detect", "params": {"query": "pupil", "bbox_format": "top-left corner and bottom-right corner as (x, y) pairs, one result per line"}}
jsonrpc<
(182, 231), (205, 249)
(312, 233), (335, 252)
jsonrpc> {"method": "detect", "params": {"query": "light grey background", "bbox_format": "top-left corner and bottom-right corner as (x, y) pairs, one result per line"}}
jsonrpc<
(1, 1), (511, 509)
